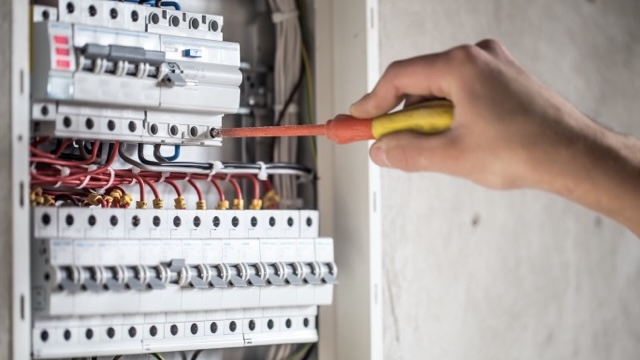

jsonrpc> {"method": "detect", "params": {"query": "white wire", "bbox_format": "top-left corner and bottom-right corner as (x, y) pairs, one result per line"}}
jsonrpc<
(270, 0), (302, 208)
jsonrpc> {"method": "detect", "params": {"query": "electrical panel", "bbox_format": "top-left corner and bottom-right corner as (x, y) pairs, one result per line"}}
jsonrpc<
(29, 0), (334, 358)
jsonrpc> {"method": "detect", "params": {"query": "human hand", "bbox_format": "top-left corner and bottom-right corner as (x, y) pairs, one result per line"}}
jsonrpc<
(351, 39), (602, 190)
(351, 39), (640, 235)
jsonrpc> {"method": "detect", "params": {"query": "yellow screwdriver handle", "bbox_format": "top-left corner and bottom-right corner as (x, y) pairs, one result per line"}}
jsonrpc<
(370, 100), (454, 139)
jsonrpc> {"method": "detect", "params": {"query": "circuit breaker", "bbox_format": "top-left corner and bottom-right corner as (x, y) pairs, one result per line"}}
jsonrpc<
(28, 0), (335, 358)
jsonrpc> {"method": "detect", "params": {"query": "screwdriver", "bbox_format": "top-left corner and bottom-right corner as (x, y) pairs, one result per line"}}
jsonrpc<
(212, 100), (454, 144)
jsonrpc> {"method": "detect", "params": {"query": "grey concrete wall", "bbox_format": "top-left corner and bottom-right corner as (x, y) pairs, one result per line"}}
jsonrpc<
(379, 0), (640, 359)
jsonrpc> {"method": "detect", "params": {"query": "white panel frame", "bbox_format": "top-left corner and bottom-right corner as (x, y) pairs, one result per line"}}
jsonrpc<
(11, 0), (32, 358)
(316, 0), (383, 359)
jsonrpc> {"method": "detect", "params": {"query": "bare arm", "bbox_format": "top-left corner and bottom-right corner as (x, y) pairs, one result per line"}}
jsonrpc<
(351, 39), (640, 236)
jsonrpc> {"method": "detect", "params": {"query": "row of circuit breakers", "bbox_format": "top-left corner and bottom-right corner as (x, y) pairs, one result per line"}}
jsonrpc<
(29, 1), (337, 358)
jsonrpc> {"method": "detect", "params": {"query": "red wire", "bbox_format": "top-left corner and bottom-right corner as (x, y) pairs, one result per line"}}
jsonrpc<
(236, 175), (260, 201)
(187, 179), (203, 201)
(31, 140), (100, 166)
(164, 179), (182, 197)
(210, 178), (225, 202)
(226, 177), (243, 201)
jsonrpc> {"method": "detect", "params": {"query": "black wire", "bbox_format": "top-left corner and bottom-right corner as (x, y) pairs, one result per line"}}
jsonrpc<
(137, 144), (314, 174)
(190, 349), (202, 360)
(275, 69), (304, 127)
(137, 144), (210, 170)
(155, 0), (162, 7)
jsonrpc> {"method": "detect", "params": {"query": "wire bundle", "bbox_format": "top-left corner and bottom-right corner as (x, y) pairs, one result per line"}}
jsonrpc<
(269, 0), (303, 208)
(30, 140), (311, 210)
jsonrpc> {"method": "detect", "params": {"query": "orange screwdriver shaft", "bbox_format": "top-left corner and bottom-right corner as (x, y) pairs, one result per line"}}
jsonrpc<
(213, 115), (375, 144)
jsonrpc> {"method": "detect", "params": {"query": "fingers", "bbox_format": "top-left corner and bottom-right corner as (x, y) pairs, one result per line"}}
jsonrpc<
(350, 52), (455, 119)
(475, 38), (516, 64)
(369, 131), (458, 172)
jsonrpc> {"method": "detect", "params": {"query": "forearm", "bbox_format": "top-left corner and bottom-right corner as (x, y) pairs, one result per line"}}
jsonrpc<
(539, 114), (640, 235)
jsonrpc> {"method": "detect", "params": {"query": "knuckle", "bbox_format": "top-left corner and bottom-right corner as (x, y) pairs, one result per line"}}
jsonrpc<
(476, 38), (503, 53)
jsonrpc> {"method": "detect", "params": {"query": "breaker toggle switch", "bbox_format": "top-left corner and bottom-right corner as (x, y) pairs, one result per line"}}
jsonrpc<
(228, 264), (248, 287)
(302, 262), (322, 285)
(246, 263), (267, 287)
(104, 266), (127, 292)
(81, 266), (105, 292)
(320, 262), (338, 285)
(208, 264), (229, 288)
(53, 266), (82, 293)
(161, 63), (188, 87)
(187, 264), (209, 289)
(125, 265), (149, 291)
(147, 265), (169, 290)
(266, 263), (286, 286)
(284, 263), (304, 285)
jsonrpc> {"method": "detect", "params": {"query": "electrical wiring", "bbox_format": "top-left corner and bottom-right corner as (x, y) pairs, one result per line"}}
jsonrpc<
(186, 178), (203, 202)
(151, 353), (165, 360)
(210, 178), (225, 202)
(269, 0), (303, 208)
(153, 144), (181, 162)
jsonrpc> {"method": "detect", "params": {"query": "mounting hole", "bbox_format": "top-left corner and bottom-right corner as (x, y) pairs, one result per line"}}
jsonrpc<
(285, 318), (292, 329)
(42, 213), (51, 225)
(107, 327), (115, 339)
(85, 117), (94, 130)
(269, 216), (276, 227)
(85, 328), (94, 340)
(150, 12), (160, 25)
(287, 217), (294, 227)
(210, 322), (218, 333)
(170, 324), (178, 336)
(110, 215), (118, 227)
(212, 216), (221, 228)
(303, 318), (310, 328)
(250, 216), (258, 227)
(248, 320), (255, 331)
(150, 123), (158, 135)
(153, 215), (161, 227)
(65, 214), (74, 226)
(40, 105), (49, 117)
(190, 17), (200, 29)
(173, 216), (181, 228)
(66, 2), (75, 14)
(170, 15), (180, 27)
(110, 8), (118, 19)
(44, 272), (50, 282)
(88, 5), (97, 17)
(107, 119), (116, 131)
(229, 321), (237, 332)
(190, 323), (198, 335)
(62, 116), (72, 128)
(42, 9), (50, 20)
(149, 325), (158, 337)
(193, 216), (201, 228)
(132, 215), (140, 227)
(170, 124), (179, 136)
(231, 216), (239, 228)
(128, 326), (136, 338)
(40, 330), (49, 342)
(189, 126), (198, 137)
(128, 121), (137, 133)
(88, 215), (96, 227)
(131, 10), (139, 22)
(209, 20), (219, 32)
(267, 319), (274, 330)
(306, 217), (313, 227)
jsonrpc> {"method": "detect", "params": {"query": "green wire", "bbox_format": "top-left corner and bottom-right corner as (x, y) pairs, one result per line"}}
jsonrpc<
(151, 353), (165, 360)
(284, 343), (313, 360)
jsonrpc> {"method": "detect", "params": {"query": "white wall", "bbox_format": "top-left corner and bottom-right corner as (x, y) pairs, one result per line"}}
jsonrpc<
(378, 0), (640, 359)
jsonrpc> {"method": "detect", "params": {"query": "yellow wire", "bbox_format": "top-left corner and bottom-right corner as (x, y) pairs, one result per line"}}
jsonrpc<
(301, 41), (318, 169)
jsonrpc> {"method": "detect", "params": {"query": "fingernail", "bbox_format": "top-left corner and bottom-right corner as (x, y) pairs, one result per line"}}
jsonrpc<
(370, 143), (388, 167)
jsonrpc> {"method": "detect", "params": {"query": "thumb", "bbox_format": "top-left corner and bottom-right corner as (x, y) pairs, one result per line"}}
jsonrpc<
(369, 131), (456, 172)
